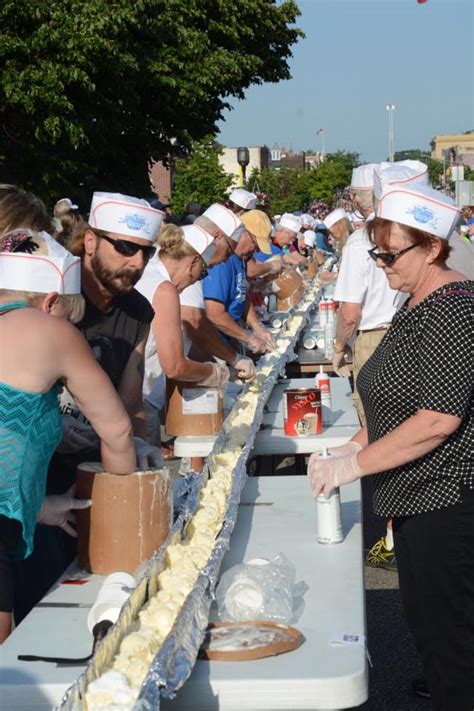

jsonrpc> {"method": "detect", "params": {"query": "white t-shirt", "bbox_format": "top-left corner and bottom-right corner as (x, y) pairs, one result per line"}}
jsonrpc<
(333, 226), (403, 331)
(446, 232), (474, 279)
(179, 280), (205, 309)
(135, 257), (191, 408)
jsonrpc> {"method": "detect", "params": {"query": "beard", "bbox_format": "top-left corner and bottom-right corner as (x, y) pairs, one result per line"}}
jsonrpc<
(91, 250), (143, 296)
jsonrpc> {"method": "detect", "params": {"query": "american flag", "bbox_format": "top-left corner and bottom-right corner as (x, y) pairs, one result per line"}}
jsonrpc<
(316, 128), (324, 136)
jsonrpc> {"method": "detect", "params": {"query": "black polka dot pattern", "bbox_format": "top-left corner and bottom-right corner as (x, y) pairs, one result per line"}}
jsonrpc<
(357, 281), (474, 517)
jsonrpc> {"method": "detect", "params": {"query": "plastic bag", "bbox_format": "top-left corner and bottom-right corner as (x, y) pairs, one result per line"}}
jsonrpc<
(215, 553), (295, 624)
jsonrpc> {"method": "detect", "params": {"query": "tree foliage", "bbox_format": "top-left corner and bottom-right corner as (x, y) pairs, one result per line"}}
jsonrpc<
(246, 151), (360, 213)
(0, 0), (302, 206)
(170, 138), (233, 213)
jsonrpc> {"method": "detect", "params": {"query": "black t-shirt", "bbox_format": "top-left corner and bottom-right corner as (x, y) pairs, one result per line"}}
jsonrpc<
(357, 280), (473, 518)
(78, 290), (154, 390)
(47, 288), (154, 494)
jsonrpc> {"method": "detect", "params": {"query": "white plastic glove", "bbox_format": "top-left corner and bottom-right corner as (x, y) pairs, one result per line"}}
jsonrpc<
(324, 441), (362, 458)
(268, 257), (284, 275)
(253, 327), (276, 352)
(37, 485), (91, 537)
(231, 355), (257, 382)
(307, 452), (362, 498)
(247, 333), (268, 355)
(332, 346), (352, 378)
(133, 437), (164, 470)
(56, 415), (99, 454)
(197, 362), (230, 389)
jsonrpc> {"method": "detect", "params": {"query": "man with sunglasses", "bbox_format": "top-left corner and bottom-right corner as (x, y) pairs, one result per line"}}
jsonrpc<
(50, 192), (166, 488)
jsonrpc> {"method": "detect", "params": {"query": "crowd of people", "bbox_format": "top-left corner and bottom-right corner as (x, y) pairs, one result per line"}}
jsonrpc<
(1, 160), (473, 708)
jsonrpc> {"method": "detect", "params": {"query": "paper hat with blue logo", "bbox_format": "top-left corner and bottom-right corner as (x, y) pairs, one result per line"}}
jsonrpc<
(376, 185), (461, 240)
(228, 189), (257, 211)
(0, 229), (81, 293)
(350, 164), (378, 191)
(181, 224), (216, 265)
(324, 208), (349, 230)
(303, 229), (316, 247)
(373, 160), (429, 200)
(279, 213), (301, 234)
(202, 204), (243, 241)
(89, 193), (165, 241)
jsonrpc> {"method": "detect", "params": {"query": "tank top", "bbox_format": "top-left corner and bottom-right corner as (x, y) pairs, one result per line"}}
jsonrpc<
(0, 302), (62, 559)
(135, 257), (191, 409)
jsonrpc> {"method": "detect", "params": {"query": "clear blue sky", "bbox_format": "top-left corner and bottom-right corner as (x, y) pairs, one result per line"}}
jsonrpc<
(217, 0), (474, 161)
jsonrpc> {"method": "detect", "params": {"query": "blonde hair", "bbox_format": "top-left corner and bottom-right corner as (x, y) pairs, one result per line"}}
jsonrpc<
(0, 289), (85, 323)
(331, 217), (353, 254)
(0, 185), (52, 235)
(352, 189), (374, 216)
(0, 231), (84, 322)
(158, 224), (199, 259)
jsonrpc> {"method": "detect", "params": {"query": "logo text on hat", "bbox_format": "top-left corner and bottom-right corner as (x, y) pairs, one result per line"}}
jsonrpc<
(406, 205), (438, 229)
(119, 213), (151, 234)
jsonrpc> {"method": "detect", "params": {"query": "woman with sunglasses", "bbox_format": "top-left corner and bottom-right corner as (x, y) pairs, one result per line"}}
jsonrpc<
(308, 183), (473, 710)
(136, 223), (230, 444)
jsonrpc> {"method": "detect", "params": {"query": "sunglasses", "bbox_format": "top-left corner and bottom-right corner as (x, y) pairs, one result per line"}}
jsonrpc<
(368, 242), (420, 266)
(197, 258), (208, 279)
(100, 233), (156, 260)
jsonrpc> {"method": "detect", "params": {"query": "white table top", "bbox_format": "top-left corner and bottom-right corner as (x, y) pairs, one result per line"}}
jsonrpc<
(162, 476), (368, 711)
(174, 378), (360, 458)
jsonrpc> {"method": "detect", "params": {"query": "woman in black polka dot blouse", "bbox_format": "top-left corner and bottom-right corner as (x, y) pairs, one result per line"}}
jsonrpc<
(308, 183), (473, 710)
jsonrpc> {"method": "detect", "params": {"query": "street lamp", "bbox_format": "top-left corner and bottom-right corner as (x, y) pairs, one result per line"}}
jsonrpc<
(385, 104), (395, 162)
(237, 146), (250, 186)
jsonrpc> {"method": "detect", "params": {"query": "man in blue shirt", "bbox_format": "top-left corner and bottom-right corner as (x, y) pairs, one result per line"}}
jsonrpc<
(203, 225), (275, 353)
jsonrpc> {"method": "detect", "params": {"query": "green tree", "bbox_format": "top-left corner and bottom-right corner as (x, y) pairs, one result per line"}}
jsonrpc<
(247, 151), (360, 213)
(170, 137), (233, 213)
(0, 0), (302, 206)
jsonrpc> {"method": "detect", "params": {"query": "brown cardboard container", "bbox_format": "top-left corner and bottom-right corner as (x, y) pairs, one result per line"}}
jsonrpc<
(75, 464), (172, 575)
(306, 258), (318, 278)
(272, 267), (303, 301)
(277, 282), (304, 311)
(165, 379), (224, 436)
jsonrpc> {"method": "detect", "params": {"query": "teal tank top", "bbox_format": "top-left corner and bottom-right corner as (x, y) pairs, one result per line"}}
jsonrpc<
(0, 302), (62, 559)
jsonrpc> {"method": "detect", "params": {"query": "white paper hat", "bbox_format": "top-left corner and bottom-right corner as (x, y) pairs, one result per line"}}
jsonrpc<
(376, 185), (461, 240)
(181, 224), (216, 265)
(303, 229), (316, 247)
(89, 192), (164, 242)
(374, 160), (429, 200)
(228, 188), (257, 210)
(0, 230), (81, 294)
(324, 208), (349, 230)
(350, 163), (378, 191)
(56, 197), (78, 210)
(300, 213), (313, 227)
(278, 213), (301, 234)
(202, 203), (243, 241)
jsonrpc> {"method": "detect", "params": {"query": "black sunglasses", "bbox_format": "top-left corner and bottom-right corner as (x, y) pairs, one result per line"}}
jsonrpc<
(197, 257), (208, 279)
(100, 233), (156, 260)
(368, 242), (420, 266)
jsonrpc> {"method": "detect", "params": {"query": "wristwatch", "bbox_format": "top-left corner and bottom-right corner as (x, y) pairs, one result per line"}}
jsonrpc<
(333, 339), (345, 354)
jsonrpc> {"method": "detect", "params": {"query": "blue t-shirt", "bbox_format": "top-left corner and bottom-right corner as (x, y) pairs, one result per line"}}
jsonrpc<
(203, 254), (248, 322)
(254, 242), (283, 262)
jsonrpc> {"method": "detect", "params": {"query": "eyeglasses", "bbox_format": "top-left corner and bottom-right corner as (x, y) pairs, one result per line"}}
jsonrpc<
(368, 242), (420, 266)
(100, 233), (156, 260)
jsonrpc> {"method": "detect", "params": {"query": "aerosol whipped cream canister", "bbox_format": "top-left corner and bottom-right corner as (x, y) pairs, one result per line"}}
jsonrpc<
(283, 388), (322, 436)
(316, 448), (344, 544)
(319, 300), (329, 326)
(326, 299), (336, 324)
(324, 321), (335, 359)
(315, 365), (333, 425)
